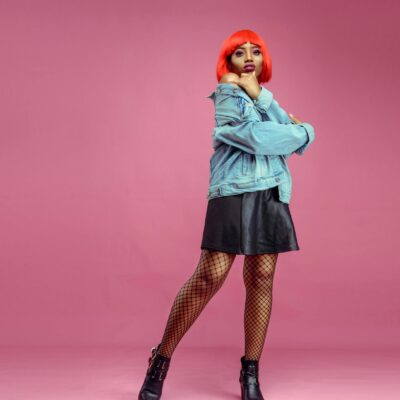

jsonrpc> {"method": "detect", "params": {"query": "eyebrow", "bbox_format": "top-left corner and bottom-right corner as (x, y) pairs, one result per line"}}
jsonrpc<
(237, 45), (260, 49)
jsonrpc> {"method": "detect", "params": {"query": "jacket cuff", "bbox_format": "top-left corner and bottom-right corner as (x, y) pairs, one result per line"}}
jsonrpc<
(253, 86), (274, 113)
(294, 122), (315, 155)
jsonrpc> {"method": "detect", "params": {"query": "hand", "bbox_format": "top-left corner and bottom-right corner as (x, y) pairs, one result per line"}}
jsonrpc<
(288, 113), (302, 124)
(236, 71), (261, 100)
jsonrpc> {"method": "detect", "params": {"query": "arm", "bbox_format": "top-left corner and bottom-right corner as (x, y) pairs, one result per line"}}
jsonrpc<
(253, 86), (292, 124)
(213, 119), (314, 156)
(213, 88), (315, 156)
(253, 86), (314, 157)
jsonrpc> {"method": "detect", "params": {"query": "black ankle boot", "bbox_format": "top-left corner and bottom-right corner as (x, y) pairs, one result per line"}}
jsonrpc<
(138, 343), (171, 400)
(239, 355), (265, 400)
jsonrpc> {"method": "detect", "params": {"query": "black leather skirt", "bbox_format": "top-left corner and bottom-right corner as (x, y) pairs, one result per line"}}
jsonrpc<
(201, 186), (300, 255)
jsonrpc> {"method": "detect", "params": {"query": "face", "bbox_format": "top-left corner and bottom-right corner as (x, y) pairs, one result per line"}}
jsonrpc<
(228, 41), (263, 78)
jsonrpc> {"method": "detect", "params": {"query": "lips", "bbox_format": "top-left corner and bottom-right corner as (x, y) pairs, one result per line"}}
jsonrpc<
(243, 64), (255, 72)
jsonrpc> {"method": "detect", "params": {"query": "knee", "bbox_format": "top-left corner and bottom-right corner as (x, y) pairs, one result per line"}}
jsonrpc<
(192, 272), (226, 297)
(243, 266), (275, 290)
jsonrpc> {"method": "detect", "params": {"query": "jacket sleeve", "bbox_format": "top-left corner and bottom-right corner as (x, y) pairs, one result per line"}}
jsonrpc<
(253, 86), (292, 124)
(253, 86), (314, 157)
(212, 87), (315, 156)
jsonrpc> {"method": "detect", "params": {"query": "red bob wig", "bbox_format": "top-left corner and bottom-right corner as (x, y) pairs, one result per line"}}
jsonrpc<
(216, 29), (272, 84)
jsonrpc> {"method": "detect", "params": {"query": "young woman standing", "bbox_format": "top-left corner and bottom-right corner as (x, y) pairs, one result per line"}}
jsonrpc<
(138, 29), (315, 400)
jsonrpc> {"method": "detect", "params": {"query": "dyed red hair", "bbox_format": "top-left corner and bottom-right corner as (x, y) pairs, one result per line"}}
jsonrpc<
(216, 29), (272, 84)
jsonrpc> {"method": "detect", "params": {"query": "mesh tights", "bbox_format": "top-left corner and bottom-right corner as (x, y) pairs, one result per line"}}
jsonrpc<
(157, 249), (236, 358)
(156, 249), (279, 362)
(243, 253), (278, 361)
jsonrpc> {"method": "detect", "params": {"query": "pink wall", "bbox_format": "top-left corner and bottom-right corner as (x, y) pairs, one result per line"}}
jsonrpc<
(0, 0), (399, 348)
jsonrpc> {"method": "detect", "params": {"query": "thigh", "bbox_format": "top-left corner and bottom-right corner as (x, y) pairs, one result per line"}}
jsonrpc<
(193, 249), (237, 281)
(243, 253), (279, 280)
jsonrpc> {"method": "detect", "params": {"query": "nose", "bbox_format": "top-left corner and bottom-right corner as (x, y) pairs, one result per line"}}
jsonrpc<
(245, 49), (253, 62)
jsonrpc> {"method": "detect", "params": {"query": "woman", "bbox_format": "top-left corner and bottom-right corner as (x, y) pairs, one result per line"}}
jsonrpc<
(138, 29), (315, 400)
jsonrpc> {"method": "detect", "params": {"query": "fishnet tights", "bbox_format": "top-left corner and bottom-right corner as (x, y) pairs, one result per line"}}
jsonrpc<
(157, 249), (236, 358)
(243, 253), (279, 361)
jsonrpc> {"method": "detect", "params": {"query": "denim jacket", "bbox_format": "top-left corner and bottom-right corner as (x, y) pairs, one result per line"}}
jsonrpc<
(205, 83), (315, 204)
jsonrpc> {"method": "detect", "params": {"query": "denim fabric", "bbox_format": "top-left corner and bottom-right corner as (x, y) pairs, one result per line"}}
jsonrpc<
(205, 83), (315, 203)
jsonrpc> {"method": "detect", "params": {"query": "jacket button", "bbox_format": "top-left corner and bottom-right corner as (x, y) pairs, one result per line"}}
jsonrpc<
(275, 177), (280, 182)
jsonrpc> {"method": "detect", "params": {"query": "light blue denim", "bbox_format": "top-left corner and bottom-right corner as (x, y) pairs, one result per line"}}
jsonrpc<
(205, 83), (315, 203)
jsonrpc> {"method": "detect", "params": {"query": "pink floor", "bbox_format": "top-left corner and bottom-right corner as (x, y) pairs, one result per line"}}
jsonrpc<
(1, 346), (399, 399)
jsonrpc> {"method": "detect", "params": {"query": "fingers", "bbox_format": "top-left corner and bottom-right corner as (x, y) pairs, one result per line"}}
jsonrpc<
(240, 71), (257, 78)
(289, 113), (301, 123)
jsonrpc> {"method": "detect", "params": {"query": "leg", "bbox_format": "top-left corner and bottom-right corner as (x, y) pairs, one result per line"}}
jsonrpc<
(157, 249), (236, 358)
(242, 252), (279, 361)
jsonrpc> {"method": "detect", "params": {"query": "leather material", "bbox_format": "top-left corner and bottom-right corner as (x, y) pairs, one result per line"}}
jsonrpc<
(138, 344), (171, 400)
(201, 186), (299, 255)
(239, 356), (265, 400)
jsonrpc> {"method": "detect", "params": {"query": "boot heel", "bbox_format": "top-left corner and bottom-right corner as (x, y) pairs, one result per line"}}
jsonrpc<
(240, 379), (245, 399)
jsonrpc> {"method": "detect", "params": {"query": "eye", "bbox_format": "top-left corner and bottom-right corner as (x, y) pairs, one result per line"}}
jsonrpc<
(254, 49), (261, 55)
(234, 50), (243, 57)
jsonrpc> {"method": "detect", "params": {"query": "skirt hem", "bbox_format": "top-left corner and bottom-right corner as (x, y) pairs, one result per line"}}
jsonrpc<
(200, 243), (300, 256)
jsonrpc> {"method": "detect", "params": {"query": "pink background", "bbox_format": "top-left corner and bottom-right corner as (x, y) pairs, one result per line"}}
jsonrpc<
(1, 0), (399, 352)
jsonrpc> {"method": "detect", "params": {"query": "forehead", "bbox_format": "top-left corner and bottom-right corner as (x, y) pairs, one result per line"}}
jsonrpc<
(236, 42), (260, 49)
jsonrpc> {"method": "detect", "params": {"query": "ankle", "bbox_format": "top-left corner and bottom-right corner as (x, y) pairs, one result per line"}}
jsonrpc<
(243, 356), (259, 362)
(152, 343), (172, 361)
(156, 343), (173, 359)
